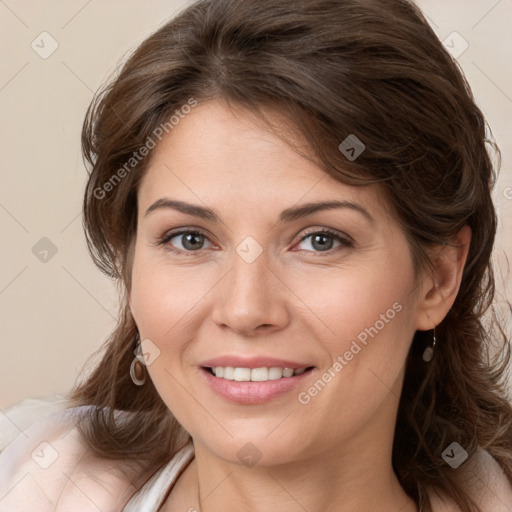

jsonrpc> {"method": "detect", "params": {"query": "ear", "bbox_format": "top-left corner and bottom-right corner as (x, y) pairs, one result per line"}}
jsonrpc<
(415, 225), (472, 330)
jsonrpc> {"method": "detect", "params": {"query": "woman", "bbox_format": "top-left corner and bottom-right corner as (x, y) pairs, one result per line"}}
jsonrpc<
(1, 0), (511, 511)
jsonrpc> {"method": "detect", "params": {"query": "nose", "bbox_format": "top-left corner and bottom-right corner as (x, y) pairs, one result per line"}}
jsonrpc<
(210, 249), (290, 337)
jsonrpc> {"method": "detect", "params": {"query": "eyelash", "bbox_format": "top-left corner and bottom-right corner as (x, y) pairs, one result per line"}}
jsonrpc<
(157, 228), (354, 257)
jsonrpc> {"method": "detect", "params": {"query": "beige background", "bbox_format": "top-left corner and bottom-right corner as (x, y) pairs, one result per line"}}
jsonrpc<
(0, 0), (511, 411)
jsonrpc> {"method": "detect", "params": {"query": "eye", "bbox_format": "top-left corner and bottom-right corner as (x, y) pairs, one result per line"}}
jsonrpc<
(157, 228), (353, 256)
(159, 229), (214, 254)
(295, 229), (353, 254)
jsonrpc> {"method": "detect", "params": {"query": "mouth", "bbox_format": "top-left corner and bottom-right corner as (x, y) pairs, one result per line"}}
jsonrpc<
(199, 365), (317, 404)
(202, 365), (315, 381)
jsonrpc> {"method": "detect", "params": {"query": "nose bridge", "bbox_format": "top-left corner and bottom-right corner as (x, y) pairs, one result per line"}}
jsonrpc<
(211, 244), (289, 334)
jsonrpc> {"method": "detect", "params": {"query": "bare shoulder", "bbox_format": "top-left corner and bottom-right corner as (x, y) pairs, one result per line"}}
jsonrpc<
(0, 407), (149, 512)
(429, 448), (512, 512)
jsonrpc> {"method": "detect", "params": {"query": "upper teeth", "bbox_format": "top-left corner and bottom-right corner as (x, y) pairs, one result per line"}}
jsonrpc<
(212, 367), (307, 381)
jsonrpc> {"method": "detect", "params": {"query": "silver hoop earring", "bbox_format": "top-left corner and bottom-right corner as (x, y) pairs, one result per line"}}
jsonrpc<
(422, 328), (436, 363)
(130, 334), (146, 386)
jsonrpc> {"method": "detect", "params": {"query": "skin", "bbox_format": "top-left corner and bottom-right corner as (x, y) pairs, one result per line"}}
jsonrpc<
(128, 100), (471, 512)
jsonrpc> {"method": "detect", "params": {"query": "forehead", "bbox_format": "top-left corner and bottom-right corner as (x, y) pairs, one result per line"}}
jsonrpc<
(138, 100), (386, 218)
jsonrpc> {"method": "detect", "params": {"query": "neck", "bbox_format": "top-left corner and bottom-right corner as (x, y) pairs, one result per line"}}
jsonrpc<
(166, 432), (418, 512)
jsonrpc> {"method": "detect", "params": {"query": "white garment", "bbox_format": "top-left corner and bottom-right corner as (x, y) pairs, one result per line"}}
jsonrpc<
(0, 405), (195, 511)
(122, 442), (194, 511)
(0, 393), (70, 452)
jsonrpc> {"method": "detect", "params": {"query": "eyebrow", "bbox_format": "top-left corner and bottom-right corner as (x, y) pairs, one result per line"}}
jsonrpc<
(144, 198), (374, 224)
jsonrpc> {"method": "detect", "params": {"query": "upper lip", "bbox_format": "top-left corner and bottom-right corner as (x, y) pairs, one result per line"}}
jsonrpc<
(200, 356), (314, 370)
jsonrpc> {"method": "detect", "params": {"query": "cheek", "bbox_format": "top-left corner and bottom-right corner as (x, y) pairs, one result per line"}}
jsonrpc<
(293, 254), (418, 417)
(292, 257), (419, 421)
(129, 246), (208, 338)
(291, 254), (417, 349)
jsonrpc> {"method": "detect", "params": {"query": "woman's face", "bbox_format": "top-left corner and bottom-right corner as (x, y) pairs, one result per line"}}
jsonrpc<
(130, 100), (428, 466)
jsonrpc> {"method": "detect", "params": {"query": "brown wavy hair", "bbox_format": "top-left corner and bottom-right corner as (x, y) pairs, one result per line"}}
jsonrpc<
(69, 0), (512, 510)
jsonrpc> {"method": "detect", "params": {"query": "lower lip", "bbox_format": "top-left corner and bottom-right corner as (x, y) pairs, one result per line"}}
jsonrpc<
(199, 367), (315, 404)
